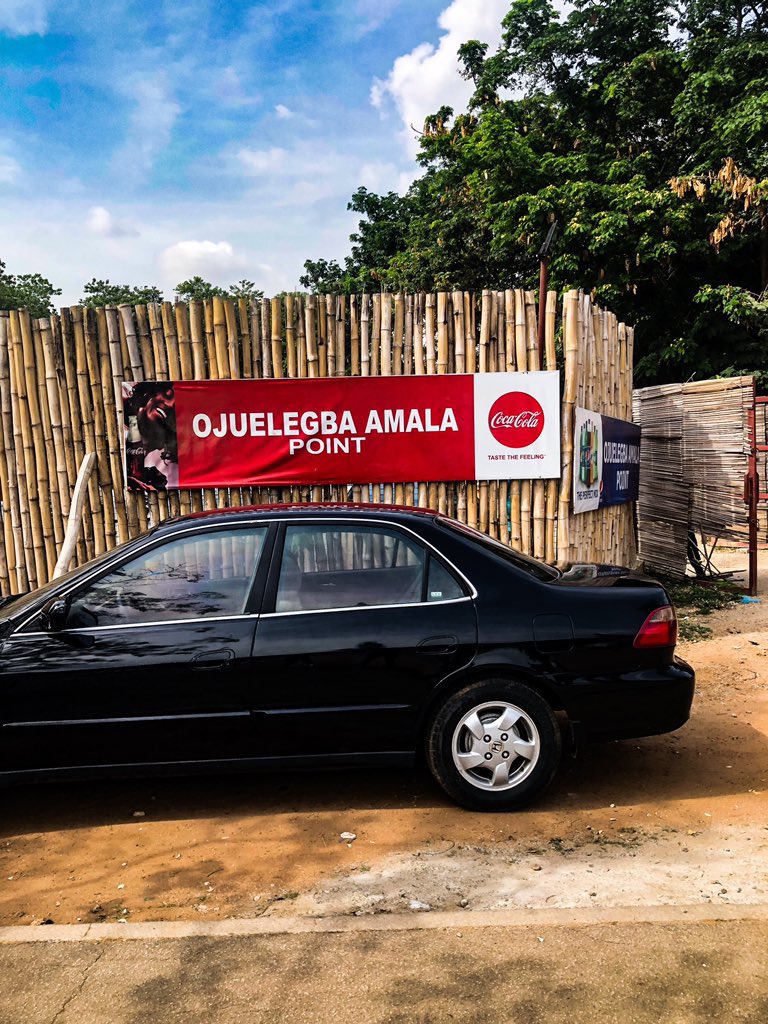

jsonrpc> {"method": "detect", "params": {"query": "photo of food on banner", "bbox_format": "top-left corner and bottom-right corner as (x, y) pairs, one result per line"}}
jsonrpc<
(122, 382), (178, 491)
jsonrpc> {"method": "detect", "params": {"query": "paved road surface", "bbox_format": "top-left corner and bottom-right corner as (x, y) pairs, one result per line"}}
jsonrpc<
(2, 908), (767, 1024)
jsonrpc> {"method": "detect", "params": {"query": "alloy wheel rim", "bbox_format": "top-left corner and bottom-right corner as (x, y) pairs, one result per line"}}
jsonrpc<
(451, 700), (540, 791)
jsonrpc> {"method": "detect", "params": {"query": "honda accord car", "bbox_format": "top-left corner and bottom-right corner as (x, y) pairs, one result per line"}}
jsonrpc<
(0, 504), (694, 810)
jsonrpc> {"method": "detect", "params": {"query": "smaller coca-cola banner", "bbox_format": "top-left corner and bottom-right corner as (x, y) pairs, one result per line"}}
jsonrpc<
(122, 372), (560, 491)
(573, 406), (640, 514)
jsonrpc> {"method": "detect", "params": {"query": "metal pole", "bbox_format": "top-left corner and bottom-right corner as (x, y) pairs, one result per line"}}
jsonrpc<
(747, 381), (759, 595)
(537, 258), (548, 369)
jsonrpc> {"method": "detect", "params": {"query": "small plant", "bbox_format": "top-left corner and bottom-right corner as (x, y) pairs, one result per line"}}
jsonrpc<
(658, 576), (741, 642)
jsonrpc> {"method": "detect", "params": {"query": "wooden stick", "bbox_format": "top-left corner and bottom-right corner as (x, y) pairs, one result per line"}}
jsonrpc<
(53, 453), (96, 577)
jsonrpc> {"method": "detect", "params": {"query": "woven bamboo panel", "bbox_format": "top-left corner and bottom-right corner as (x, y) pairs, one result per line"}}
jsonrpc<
(633, 376), (753, 577)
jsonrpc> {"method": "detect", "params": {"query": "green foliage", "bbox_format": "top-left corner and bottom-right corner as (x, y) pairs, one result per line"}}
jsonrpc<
(228, 279), (264, 302)
(80, 279), (164, 307)
(661, 574), (741, 641)
(174, 277), (264, 303)
(308, 0), (768, 385)
(174, 276), (229, 301)
(0, 259), (61, 318)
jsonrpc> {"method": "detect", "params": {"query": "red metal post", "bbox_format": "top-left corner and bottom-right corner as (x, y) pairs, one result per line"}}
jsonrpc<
(747, 380), (759, 596)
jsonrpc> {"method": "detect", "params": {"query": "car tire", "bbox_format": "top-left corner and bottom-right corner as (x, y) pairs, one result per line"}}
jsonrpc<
(426, 678), (562, 811)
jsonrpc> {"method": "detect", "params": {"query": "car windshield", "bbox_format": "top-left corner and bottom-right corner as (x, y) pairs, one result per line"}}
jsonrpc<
(436, 516), (559, 582)
(6, 535), (145, 619)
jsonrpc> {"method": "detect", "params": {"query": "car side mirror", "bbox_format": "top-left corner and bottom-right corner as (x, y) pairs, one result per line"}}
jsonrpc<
(40, 598), (69, 633)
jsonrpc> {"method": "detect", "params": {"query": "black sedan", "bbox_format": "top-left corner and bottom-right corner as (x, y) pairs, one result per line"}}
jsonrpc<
(0, 504), (694, 810)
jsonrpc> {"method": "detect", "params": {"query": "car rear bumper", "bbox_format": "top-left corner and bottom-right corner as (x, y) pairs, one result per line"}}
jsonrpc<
(563, 656), (696, 742)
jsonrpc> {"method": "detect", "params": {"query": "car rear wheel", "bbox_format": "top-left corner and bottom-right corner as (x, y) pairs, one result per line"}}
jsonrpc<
(426, 679), (561, 811)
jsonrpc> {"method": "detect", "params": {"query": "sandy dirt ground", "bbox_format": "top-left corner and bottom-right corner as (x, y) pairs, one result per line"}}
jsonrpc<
(1, 550), (767, 928)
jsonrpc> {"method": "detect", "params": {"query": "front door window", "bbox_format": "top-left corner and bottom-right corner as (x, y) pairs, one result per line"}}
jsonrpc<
(67, 528), (267, 628)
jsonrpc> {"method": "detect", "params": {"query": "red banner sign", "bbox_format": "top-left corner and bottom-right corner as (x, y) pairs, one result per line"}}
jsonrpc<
(122, 373), (560, 491)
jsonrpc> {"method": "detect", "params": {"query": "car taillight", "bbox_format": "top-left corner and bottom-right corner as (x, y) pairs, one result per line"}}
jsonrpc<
(633, 605), (677, 648)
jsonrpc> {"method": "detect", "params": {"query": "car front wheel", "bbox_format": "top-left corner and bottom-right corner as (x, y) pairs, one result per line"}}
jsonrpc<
(426, 679), (562, 811)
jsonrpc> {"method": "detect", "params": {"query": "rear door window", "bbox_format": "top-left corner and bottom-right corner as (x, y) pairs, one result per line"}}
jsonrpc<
(276, 524), (427, 612)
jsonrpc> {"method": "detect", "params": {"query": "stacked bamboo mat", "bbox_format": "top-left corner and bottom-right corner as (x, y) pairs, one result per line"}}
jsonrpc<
(633, 376), (753, 578)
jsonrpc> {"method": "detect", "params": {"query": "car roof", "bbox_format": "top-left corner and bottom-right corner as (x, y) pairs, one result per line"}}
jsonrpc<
(155, 503), (440, 534)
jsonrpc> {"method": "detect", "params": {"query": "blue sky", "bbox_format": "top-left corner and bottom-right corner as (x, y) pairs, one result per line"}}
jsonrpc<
(0, 0), (509, 304)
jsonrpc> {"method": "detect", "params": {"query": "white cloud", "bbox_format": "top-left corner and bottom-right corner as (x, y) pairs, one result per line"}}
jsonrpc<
(160, 239), (246, 283)
(217, 66), (261, 109)
(353, 0), (401, 37)
(112, 74), (181, 182)
(275, 103), (294, 119)
(237, 146), (287, 174)
(86, 205), (139, 238)
(0, 0), (49, 35)
(371, 0), (508, 156)
(0, 154), (21, 184)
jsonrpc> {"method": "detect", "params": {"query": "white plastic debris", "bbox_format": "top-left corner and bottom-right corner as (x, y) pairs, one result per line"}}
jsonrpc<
(340, 832), (357, 842)
(409, 899), (431, 911)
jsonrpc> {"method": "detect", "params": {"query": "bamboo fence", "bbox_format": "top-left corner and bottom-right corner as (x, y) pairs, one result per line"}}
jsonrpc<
(0, 288), (635, 595)
(555, 290), (637, 568)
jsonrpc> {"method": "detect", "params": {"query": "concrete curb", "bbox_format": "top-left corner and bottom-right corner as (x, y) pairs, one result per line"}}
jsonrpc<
(2, 903), (768, 944)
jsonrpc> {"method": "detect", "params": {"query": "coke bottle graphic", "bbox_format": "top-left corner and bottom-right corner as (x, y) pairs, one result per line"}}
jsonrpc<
(126, 415), (146, 483)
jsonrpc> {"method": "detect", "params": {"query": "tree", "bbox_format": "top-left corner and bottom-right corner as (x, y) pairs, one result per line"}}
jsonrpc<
(227, 279), (264, 302)
(174, 276), (229, 301)
(305, 0), (768, 385)
(0, 259), (61, 318)
(174, 277), (265, 302)
(80, 279), (163, 307)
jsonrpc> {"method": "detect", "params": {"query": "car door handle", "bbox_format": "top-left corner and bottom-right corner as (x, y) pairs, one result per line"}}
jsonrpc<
(417, 635), (459, 655)
(191, 650), (235, 671)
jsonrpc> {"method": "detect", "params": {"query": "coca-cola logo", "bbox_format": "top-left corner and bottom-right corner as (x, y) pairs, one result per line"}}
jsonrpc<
(488, 392), (545, 448)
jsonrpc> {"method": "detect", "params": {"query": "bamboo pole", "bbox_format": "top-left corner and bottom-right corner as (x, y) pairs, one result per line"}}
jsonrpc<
(0, 313), (27, 592)
(53, 453), (96, 578)
(9, 311), (45, 584)
(270, 297), (283, 379)
(135, 305), (155, 378)
(380, 293), (392, 377)
(514, 289), (527, 373)
(285, 294), (297, 378)
(360, 294), (370, 377)
(557, 291), (580, 566)
(238, 298), (252, 379)
(505, 290), (515, 371)
(437, 292), (449, 374)
(393, 293), (404, 375)
(544, 290), (558, 564)
(404, 295), (414, 375)
(349, 295), (360, 377)
(119, 305), (143, 381)
(464, 293), (475, 374)
(100, 308), (130, 544)
(452, 291), (465, 373)
(224, 298), (240, 379)
(188, 302), (206, 379)
(424, 293), (436, 375)
(306, 296), (319, 378)
(479, 290), (491, 373)
(33, 318), (64, 550)
(325, 296), (336, 378)
(148, 303), (169, 379)
(260, 298), (273, 378)
(249, 300), (263, 379)
(72, 307), (108, 551)
(20, 310), (58, 574)
(335, 295), (346, 377)
(296, 295), (307, 379)
(413, 294), (425, 375)
(371, 294), (381, 377)
(163, 302), (183, 379)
